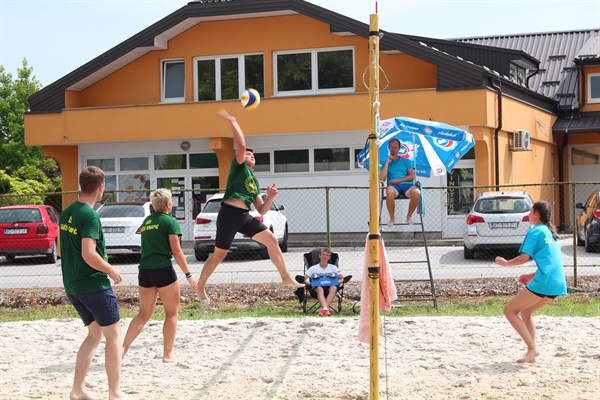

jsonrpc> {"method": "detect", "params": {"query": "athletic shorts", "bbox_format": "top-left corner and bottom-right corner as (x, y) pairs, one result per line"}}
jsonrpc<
(215, 203), (268, 250)
(390, 183), (416, 198)
(527, 287), (558, 299)
(67, 288), (120, 327)
(138, 266), (177, 288)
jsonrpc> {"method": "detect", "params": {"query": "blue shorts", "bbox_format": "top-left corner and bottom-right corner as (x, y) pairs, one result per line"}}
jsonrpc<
(67, 288), (120, 327)
(138, 266), (177, 288)
(390, 183), (416, 198)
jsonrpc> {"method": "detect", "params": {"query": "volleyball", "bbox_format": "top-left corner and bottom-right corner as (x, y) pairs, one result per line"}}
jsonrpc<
(241, 88), (260, 110)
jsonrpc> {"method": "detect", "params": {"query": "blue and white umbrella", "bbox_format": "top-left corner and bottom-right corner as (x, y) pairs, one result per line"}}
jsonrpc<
(357, 116), (475, 177)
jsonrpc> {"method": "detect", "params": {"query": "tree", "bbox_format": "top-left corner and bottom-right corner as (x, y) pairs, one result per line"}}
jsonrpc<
(0, 59), (43, 173)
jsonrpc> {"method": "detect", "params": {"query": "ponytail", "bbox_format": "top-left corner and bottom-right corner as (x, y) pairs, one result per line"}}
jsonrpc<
(533, 201), (559, 241)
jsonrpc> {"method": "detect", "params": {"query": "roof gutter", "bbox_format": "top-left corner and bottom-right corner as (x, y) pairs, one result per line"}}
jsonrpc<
(489, 77), (502, 191)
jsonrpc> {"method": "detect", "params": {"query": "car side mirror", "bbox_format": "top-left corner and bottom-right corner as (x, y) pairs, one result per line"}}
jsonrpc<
(575, 202), (584, 209)
(278, 205), (285, 211)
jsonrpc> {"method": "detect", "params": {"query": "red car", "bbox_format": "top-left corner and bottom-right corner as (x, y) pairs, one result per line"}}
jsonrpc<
(0, 205), (60, 263)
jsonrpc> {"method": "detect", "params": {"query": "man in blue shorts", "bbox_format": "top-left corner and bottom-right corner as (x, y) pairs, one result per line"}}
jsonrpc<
(58, 166), (131, 400)
(379, 138), (421, 227)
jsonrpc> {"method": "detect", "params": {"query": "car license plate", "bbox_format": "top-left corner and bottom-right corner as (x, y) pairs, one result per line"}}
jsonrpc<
(103, 227), (125, 234)
(3, 228), (28, 235)
(489, 222), (518, 229)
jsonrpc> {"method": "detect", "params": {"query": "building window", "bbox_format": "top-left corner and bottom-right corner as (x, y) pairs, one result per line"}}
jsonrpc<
(120, 157), (148, 171)
(154, 154), (186, 170)
(275, 47), (354, 95)
(190, 153), (218, 169)
(314, 148), (350, 171)
(118, 174), (150, 202)
(87, 158), (115, 171)
(274, 149), (309, 173)
(162, 60), (185, 102)
(588, 73), (600, 103)
(509, 63), (526, 85)
(571, 146), (600, 165)
(195, 54), (264, 101)
(253, 152), (271, 172)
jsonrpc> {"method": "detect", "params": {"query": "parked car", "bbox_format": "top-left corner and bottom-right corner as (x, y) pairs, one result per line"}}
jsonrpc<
(193, 193), (289, 260)
(576, 190), (600, 253)
(0, 205), (60, 263)
(97, 202), (152, 255)
(463, 191), (533, 259)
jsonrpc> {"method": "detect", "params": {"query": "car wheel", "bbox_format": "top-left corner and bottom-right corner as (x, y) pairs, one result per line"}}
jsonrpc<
(259, 247), (270, 259)
(195, 250), (209, 261)
(576, 224), (585, 246)
(45, 241), (57, 263)
(279, 225), (289, 253)
(463, 245), (475, 259)
(584, 228), (596, 253)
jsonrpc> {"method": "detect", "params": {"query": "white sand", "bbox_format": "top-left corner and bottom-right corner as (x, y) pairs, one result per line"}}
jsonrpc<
(1, 316), (598, 400)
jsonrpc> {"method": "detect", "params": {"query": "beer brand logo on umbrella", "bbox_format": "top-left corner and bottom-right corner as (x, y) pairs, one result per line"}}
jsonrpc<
(434, 138), (457, 150)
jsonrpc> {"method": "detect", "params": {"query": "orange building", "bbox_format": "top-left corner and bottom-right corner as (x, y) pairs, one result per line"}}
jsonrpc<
(24, 0), (599, 238)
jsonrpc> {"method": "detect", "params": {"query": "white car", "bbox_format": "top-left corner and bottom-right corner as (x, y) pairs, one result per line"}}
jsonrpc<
(97, 202), (152, 256)
(463, 191), (533, 259)
(193, 193), (289, 260)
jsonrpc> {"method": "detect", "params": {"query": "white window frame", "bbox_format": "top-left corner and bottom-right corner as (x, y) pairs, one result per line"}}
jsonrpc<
(587, 73), (600, 103)
(161, 59), (185, 103)
(193, 53), (264, 102)
(273, 46), (355, 96)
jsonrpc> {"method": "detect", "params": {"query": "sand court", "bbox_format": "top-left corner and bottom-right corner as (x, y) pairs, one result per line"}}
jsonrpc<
(1, 316), (598, 399)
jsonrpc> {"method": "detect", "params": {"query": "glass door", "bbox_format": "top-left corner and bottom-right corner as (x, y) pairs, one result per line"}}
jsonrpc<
(156, 176), (188, 238)
(191, 176), (220, 219)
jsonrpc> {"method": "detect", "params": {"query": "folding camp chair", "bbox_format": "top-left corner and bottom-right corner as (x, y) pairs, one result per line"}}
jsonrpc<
(293, 248), (352, 314)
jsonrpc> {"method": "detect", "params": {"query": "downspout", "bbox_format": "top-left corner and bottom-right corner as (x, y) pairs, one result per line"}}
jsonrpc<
(556, 117), (570, 231)
(490, 77), (502, 190)
(525, 69), (541, 90)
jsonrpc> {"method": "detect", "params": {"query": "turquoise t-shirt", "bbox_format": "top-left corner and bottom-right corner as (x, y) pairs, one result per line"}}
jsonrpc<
(381, 157), (413, 184)
(519, 224), (567, 296)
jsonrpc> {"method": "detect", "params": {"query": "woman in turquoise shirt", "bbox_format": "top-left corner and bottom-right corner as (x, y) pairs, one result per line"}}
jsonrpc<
(495, 200), (567, 363)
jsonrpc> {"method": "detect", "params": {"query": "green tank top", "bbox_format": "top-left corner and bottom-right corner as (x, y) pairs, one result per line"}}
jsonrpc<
(222, 157), (260, 209)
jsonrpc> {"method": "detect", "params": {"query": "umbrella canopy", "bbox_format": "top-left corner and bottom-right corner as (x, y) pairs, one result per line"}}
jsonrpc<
(357, 116), (475, 177)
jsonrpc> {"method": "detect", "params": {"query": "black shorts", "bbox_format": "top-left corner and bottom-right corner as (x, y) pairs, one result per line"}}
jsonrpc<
(215, 203), (268, 250)
(138, 266), (177, 288)
(527, 287), (558, 299)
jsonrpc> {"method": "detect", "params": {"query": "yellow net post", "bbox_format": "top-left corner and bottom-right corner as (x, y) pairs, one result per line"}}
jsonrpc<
(368, 13), (381, 400)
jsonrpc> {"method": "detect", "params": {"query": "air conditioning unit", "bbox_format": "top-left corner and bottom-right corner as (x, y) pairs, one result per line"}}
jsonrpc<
(512, 130), (531, 151)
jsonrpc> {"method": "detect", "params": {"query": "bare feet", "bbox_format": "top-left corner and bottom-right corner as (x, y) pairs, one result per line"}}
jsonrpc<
(386, 219), (394, 228)
(282, 276), (304, 288)
(163, 355), (176, 363)
(70, 390), (100, 400)
(196, 286), (211, 305)
(406, 216), (415, 225)
(517, 349), (540, 363)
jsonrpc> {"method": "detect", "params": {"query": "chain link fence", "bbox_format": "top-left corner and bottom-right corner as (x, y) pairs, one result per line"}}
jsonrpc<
(1, 182), (598, 291)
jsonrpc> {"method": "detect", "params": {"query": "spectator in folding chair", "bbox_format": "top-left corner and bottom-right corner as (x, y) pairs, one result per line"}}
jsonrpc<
(294, 247), (349, 316)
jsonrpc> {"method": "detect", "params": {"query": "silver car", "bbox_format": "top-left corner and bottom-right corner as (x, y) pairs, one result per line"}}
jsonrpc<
(97, 202), (152, 255)
(463, 191), (533, 259)
(193, 193), (289, 260)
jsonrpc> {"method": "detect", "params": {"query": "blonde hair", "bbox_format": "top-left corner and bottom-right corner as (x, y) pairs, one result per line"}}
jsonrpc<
(150, 189), (172, 212)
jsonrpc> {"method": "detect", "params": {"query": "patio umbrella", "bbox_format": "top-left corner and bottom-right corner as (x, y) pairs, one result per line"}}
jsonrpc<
(357, 116), (475, 177)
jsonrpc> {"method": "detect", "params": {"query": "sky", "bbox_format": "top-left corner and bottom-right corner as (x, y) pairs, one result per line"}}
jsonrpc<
(1, 0), (599, 86)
